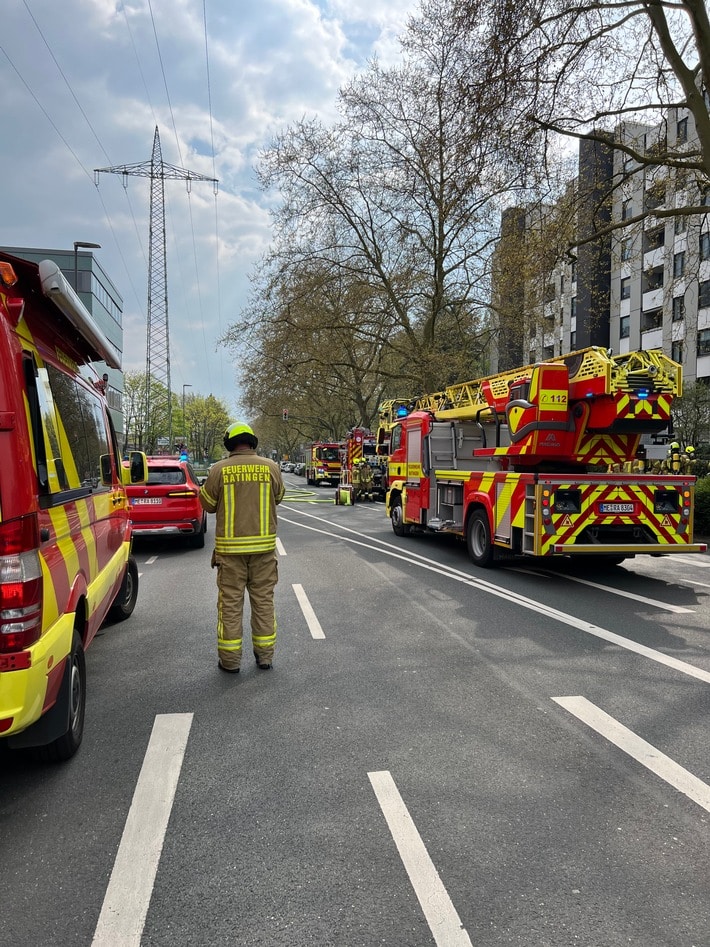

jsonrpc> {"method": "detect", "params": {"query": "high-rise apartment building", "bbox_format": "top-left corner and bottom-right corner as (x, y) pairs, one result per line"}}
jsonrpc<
(493, 106), (710, 388)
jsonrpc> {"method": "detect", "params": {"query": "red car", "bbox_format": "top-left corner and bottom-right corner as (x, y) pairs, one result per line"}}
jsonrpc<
(125, 456), (207, 548)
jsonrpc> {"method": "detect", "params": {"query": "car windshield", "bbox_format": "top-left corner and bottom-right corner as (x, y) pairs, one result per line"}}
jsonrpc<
(147, 468), (186, 486)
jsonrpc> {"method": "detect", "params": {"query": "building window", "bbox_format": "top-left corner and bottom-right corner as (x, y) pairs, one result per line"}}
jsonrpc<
(642, 309), (663, 331)
(571, 260), (577, 283)
(701, 189), (710, 207)
(644, 266), (664, 292)
(543, 282), (556, 304)
(570, 330), (576, 349)
(622, 199), (633, 221)
(643, 228), (665, 253)
(677, 117), (688, 144)
(620, 315), (630, 339)
(570, 296), (576, 319)
(698, 329), (710, 356)
(671, 340), (683, 363)
(674, 216), (687, 235)
(672, 296), (685, 321)
(700, 232), (710, 261)
(700, 279), (710, 309)
(644, 182), (665, 212)
(673, 251), (685, 278)
(620, 277), (631, 300)
(542, 345), (555, 359)
(621, 237), (633, 261)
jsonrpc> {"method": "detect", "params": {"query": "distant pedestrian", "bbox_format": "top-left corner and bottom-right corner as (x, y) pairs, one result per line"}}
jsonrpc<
(199, 422), (285, 674)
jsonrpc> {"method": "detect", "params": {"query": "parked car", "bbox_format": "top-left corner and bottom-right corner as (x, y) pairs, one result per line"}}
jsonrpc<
(125, 456), (207, 548)
(281, 462), (295, 473)
(293, 462), (305, 475)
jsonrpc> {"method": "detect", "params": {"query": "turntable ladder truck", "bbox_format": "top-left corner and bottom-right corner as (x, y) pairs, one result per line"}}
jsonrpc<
(385, 346), (707, 566)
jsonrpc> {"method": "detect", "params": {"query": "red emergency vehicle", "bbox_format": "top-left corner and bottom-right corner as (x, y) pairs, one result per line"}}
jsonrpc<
(0, 251), (147, 759)
(385, 347), (707, 566)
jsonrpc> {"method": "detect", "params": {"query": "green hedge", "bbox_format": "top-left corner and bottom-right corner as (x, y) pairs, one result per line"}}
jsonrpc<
(695, 476), (710, 536)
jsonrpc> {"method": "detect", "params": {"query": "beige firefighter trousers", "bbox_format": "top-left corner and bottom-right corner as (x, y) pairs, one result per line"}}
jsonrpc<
(214, 551), (278, 669)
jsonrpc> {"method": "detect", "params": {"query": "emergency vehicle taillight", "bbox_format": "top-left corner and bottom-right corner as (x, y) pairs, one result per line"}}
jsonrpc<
(0, 261), (18, 287)
(0, 515), (43, 653)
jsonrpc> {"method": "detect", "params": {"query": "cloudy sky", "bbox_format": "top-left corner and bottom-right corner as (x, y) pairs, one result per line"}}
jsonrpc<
(1, 0), (418, 413)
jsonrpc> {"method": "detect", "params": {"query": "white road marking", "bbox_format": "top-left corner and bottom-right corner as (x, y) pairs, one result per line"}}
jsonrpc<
(673, 553), (710, 569)
(92, 713), (193, 947)
(537, 571), (693, 614)
(678, 578), (710, 589)
(145, 555), (158, 565)
(668, 554), (710, 568)
(279, 509), (710, 684)
(276, 537), (286, 556)
(553, 696), (710, 813)
(368, 770), (473, 946)
(293, 583), (326, 639)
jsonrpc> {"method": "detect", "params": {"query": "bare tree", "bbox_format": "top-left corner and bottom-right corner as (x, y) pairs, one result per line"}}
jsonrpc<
(456, 0), (710, 227)
(249, 0), (510, 396)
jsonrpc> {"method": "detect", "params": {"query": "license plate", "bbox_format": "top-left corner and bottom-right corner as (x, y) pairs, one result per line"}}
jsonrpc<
(599, 502), (634, 513)
(132, 497), (163, 505)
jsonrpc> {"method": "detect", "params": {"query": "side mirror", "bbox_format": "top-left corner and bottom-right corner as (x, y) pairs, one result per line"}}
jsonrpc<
(122, 450), (148, 485)
(100, 453), (113, 485)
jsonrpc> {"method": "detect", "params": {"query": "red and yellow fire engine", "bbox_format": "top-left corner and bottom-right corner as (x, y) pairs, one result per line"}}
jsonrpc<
(305, 441), (343, 487)
(385, 347), (707, 566)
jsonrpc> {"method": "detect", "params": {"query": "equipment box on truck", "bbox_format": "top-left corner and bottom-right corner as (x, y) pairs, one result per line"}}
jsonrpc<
(0, 251), (147, 760)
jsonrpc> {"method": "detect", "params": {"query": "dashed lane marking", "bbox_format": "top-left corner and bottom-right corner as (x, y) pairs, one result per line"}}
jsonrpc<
(369, 770), (473, 946)
(92, 713), (193, 947)
(293, 583), (326, 639)
(553, 696), (710, 813)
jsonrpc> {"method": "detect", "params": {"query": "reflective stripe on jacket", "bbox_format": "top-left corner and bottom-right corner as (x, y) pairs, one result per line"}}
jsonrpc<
(200, 449), (285, 555)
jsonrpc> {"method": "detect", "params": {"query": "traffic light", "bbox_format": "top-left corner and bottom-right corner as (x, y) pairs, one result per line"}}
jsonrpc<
(282, 408), (289, 421)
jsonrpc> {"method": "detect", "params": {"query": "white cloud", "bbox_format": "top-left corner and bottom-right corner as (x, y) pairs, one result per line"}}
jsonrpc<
(0, 0), (417, 408)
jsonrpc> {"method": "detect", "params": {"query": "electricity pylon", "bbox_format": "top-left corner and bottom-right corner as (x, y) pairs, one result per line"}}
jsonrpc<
(95, 126), (218, 451)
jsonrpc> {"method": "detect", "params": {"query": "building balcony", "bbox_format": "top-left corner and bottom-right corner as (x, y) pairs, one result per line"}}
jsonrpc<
(642, 288), (664, 310)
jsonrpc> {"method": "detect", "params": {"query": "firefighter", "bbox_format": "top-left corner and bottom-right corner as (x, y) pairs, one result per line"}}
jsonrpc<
(358, 459), (374, 499)
(680, 445), (697, 474)
(200, 422), (285, 673)
(667, 441), (682, 473)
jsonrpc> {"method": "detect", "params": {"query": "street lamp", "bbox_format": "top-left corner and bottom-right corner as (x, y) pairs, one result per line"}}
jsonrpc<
(182, 384), (192, 450)
(73, 241), (101, 293)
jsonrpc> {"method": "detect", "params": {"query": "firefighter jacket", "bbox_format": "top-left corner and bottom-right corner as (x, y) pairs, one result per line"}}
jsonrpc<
(200, 448), (285, 555)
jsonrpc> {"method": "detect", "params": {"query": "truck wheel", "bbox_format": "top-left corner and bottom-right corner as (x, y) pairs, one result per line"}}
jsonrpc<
(391, 498), (411, 536)
(107, 556), (139, 622)
(41, 631), (86, 762)
(467, 510), (495, 567)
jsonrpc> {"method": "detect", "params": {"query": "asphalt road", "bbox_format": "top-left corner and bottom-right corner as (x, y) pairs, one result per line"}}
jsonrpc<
(1, 474), (709, 947)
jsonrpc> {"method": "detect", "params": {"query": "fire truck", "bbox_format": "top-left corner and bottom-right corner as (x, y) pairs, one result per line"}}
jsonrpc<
(385, 347), (707, 566)
(305, 441), (343, 487)
(337, 427), (382, 502)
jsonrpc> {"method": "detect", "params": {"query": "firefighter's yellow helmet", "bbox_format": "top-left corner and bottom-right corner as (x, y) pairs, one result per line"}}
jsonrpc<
(685, 445), (696, 454)
(669, 441), (680, 450)
(225, 421), (255, 440)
